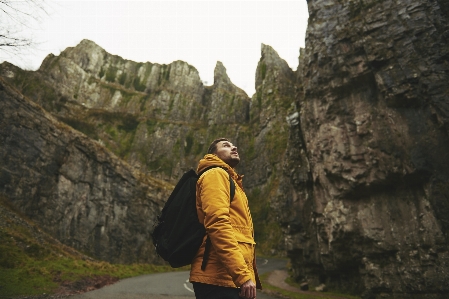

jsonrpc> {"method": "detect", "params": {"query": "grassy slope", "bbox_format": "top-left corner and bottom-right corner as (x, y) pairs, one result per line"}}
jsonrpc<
(0, 196), (177, 297)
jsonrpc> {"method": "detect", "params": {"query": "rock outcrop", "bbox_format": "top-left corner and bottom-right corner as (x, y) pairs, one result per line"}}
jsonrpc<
(0, 40), (253, 182)
(0, 78), (168, 263)
(0, 41), (294, 260)
(236, 44), (298, 254)
(1, 0), (449, 295)
(281, 0), (449, 297)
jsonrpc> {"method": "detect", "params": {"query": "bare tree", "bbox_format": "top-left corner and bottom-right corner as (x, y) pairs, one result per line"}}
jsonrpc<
(0, 0), (48, 56)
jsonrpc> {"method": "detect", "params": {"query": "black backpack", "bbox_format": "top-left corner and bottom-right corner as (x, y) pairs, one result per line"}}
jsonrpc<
(151, 166), (235, 268)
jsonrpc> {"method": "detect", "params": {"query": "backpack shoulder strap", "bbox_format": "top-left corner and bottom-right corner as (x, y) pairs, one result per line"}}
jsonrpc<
(229, 174), (235, 202)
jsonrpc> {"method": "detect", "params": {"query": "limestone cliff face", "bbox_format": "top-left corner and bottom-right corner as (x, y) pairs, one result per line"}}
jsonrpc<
(243, 44), (296, 189)
(0, 78), (169, 263)
(1, 0), (448, 295)
(0, 40), (291, 258)
(0, 40), (251, 182)
(38, 39), (204, 121)
(234, 44), (297, 254)
(206, 61), (249, 125)
(283, 0), (449, 297)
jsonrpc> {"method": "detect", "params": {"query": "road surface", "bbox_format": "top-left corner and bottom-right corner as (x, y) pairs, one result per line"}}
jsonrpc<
(69, 257), (287, 299)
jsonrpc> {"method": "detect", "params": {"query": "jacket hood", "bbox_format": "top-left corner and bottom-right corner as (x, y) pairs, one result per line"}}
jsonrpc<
(197, 154), (243, 187)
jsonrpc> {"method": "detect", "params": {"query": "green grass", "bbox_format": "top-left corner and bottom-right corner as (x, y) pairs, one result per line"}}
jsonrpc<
(0, 198), (179, 297)
(0, 256), (176, 297)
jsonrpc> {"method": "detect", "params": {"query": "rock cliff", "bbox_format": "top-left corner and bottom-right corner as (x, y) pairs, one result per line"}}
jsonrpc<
(1, 0), (449, 296)
(281, 0), (449, 297)
(0, 41), (293, 260)
(0, 40), (252, 181)
(0, 78), (169, 263)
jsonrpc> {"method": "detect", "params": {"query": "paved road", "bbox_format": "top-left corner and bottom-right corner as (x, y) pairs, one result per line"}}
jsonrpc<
(70, 258), (287, 299)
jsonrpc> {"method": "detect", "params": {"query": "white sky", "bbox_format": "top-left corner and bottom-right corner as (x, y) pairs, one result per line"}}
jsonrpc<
(1, 0), (309, 96)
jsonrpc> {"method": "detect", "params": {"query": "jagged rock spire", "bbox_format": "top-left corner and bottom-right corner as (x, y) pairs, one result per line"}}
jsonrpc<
(213, 61), (232, 85)
(256, 44), (294, 88)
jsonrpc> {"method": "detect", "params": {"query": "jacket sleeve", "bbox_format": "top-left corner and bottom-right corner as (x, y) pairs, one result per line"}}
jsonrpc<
(199, 168), (253, 287)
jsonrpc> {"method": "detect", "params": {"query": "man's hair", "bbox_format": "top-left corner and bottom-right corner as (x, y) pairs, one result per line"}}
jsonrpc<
(207, 138), (230, 154)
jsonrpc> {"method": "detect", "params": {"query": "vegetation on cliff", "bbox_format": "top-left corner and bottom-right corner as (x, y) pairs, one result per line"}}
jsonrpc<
(0, 41), (295, 260)
(0, 195), (175, 297)
(2, 0), (449, 295)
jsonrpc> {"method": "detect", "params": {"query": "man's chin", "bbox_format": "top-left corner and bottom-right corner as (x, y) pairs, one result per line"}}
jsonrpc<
(228, 157), (240, 168)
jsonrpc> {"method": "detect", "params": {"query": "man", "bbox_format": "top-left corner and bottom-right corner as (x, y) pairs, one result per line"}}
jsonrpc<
(190, 138), (262, 299)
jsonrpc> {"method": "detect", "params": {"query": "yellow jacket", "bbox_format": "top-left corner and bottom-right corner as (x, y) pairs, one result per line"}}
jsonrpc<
(189, 154), (261, 289)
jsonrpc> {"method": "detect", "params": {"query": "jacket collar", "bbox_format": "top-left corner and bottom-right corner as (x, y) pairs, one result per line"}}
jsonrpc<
(197, 154), (243, 187)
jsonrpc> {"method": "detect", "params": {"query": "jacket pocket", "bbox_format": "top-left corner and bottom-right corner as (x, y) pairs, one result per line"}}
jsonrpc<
(232, 225), (256, 245)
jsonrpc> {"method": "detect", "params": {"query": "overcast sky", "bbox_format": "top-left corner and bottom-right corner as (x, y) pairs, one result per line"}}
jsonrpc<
(1, 0), (309, 96)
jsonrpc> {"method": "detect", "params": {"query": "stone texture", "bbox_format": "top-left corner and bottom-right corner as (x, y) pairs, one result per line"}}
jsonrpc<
(243, 44), (296, 187)
(206, 61), (250, 125)
(38, 39), (204, 120)
(281, 0), (449, 297)
(0, 77), (169, 263)
(1, 1), (449, 295)
(0, 41), (295, 260)
(0, 40), (252, 182)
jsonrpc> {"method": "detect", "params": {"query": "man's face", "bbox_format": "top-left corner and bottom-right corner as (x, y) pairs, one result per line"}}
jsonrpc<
(215, 140), (240, 168)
